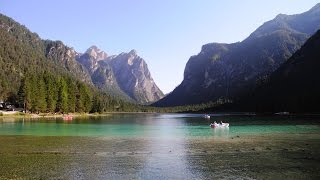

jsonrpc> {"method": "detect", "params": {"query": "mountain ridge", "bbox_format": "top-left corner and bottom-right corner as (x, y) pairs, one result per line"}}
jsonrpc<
(154, 3), (320, 107)
(76, 46), (164, 104)
(0, 13), (163, 105)
(223, 30), (320, 113)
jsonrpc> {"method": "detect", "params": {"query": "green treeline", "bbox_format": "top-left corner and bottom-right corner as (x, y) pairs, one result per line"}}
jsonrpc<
(8, 71), (228, 114)
(4, 69), (221, 114)
(17, 72), (126, 113)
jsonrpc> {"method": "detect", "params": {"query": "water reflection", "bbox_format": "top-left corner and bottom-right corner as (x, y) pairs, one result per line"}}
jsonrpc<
(135, 114), (194, 178)
(0, 117), (18, 123)
(211, 127), (230, 138)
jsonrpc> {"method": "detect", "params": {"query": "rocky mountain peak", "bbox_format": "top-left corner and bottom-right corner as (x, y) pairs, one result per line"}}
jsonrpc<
(85, 45), (107, 61)
(85, 45), (99, 53)
(129, 49), (137, 56)
(248, 3), (320, 40)
(309, 3), (320, 13)
(76, 47), (164, 104)
(116, 50), (140, 66)
(66, 48), (78, 58)
(108, 52), (164, 103)
(275, 14), (288, 21)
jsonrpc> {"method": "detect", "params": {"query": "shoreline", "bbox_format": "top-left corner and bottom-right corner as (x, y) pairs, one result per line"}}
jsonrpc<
(0, 110), (160, 119)
(2, 110), (320, 119)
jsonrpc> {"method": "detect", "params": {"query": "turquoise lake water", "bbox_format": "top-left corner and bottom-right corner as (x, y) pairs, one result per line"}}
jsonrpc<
(0, 113), (319, 137)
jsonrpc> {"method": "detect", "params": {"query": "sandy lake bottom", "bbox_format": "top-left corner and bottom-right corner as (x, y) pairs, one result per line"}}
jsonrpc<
(0, 114), (319, 179)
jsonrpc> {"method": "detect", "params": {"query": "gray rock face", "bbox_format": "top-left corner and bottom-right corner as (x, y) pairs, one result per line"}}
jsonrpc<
(44, 40), (93, 84)
(107, 50), (164, 104)
(85, 45), (108, 61)
(76, 47), (164, 104)
(154, 3), (320, 107)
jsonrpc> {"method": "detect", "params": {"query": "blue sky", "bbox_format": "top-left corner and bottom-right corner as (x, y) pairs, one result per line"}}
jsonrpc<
(0, 0), (319, 93)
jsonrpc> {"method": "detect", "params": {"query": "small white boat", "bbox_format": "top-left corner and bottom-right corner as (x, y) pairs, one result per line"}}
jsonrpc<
(275, 112), (290, 115)
(210, 122), (229, 128)
(204, 115), (210, 119)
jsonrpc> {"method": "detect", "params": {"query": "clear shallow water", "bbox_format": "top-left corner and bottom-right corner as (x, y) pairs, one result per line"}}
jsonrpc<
(0, 114), (320, 179)
(0, 113), (319, 137)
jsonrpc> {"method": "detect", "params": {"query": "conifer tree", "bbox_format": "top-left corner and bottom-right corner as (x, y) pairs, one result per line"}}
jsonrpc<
(57, 77), (68, 113)
(36, 75), (47, 112)
(44, 73), (57, 113)
(17, 79), (26, 111)
(67, 78), (76, 113)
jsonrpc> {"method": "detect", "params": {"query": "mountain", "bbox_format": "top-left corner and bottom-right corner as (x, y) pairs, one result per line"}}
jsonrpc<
(75, 46), (129, 101)
(0, 14), (93, 85)
(245, 30), (320, 113)
(0, 13), (163, 114)
(0, 13), (137, 113)
(43, 40), (92, 84)
(0, 13), (163, 105)
(154, 3), (320, 107)
(0, 14), (95, 102)
(76, 46), (107, 74)
(108, 50), (164, 104)
(76, 47), (164, 104)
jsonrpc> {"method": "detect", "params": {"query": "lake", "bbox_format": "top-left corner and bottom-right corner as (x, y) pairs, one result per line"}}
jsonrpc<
(0, 113), (319, 179)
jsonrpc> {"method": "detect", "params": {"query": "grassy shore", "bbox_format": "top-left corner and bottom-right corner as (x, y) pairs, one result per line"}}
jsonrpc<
(0, 111), (31, 118)
(0, 110), (159, 119)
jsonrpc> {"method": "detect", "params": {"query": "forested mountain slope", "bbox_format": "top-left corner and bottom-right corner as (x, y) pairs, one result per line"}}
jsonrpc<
(0, 14), (139, 113)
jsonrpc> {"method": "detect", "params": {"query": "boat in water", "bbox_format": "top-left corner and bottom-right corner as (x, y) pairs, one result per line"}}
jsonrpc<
(210, 121), (229, 128)
(204, 115), (210, 119)
(63, 115), (73, 120)
(275, 112), (290, 115)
